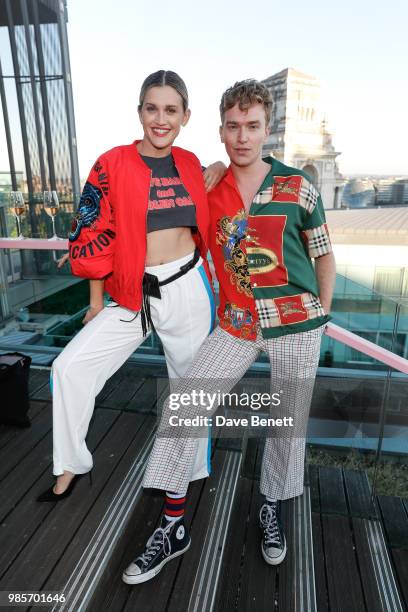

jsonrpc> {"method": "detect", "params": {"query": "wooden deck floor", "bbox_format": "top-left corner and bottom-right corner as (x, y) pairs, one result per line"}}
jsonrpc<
(0, 366), (407, 611)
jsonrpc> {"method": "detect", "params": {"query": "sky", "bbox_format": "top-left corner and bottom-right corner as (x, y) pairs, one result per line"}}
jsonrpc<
(65, 0), (408, 178)
(2, 0), (408, 178)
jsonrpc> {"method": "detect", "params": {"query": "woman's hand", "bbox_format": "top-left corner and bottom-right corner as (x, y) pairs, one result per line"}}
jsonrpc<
(56, 252), (70, 268)
(82, 304), (104, 325)
(203, 161), (227, 192)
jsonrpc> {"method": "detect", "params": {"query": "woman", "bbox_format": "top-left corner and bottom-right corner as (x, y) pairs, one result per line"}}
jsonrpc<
(37, 70), (224, 501)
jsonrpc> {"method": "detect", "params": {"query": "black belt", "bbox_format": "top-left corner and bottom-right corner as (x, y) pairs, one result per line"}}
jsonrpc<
(141, 248), (200, 335)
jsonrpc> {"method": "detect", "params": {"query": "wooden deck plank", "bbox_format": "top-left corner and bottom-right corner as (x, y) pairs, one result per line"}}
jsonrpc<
(0, 408), (51, 481)
(98, 371), (145, 410)
(30, 378), (52, 402)
(377, 496), (408, 549)
(235, 490), (277, 611)
(39, 414), (155, 601)
(343, 469), (377, 519)
(121, 478), (207, 612)
(94, 369), (124, 405)
(275, 498), (296, 612)
(0, 430), (53, 521)
(214, 431), (258, 612)
(0, 400), (47, 451)
(111, 439), (222, 611)
(319, 467), (348, 515)
(165, 450), (231, 612)
(254, 437), (265, 481)
(311, 512), (329, 612)
(322, 514), (366, 611)
(0, 411), (138, 591)
(0, 408), (119, 579)
(390, 548), (408, 607)
(96, 490), (165, 612)
(127, 378), (162, 414)
(28, 369), (50, 396)
(240, 436), (258, 479)
(352, 518), (390, 612)
(308, 464), (321, 513)
(213, 477), (254, 612)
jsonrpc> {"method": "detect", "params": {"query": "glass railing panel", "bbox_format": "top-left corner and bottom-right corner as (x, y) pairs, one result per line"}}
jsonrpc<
(307, 326), (408, 505)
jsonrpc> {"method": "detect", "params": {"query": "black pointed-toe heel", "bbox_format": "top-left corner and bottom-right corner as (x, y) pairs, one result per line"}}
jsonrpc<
(36, 470), (93, 502)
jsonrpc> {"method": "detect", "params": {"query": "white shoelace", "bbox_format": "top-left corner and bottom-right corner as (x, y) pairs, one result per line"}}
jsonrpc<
(260, 503), (281, 547)
(136, 524), (172, 567)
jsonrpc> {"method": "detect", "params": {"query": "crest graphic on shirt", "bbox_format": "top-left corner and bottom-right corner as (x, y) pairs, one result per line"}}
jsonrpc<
(246, 246), (278, 274)
(221, 303), (256, 339)
(274, 295), (308, 324)
(215, 209), (254, 297)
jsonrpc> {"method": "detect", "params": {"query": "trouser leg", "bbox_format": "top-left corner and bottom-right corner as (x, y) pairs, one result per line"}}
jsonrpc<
(153, 260), (215, 481)
(142, 327), (259, 494)
(259, 327), (323, 500)
(52, 304), (149, 475)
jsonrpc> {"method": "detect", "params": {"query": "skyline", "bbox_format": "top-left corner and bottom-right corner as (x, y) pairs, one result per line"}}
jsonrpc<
(1, 0), (407, 179)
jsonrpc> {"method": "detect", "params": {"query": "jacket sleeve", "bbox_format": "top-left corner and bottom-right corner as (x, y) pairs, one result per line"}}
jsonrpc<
(68, 155), (116, 279)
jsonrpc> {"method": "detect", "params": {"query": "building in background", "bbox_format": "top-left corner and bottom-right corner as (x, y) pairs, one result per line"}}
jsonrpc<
(262, 67), (344, 210)
(0, 0), (79, 197)
(341, 176), (408, 209)
(0, 0), (80, 322)
(341, 178), (376, 208)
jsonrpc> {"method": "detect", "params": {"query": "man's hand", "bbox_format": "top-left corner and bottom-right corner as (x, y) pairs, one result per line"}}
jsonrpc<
(82, 304), (104, 325)
(203, 161), (227, 192)
(57, 252), (70, 268)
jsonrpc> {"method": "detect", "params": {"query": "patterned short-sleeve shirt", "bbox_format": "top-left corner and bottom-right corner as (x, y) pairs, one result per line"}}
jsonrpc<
(208, 157), (332, 340)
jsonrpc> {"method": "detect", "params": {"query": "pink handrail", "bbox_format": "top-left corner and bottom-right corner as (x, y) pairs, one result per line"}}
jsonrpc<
(325, 322), (408, 375)
(1, 239), (407, 375)
(0, 238), (68, 250)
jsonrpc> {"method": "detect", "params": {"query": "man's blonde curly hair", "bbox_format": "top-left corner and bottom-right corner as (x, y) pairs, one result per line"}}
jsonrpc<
(220, 79), (273, 125)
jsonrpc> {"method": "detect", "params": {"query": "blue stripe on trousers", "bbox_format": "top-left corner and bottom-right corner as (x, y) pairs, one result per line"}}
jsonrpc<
(197, 264), (216, 475)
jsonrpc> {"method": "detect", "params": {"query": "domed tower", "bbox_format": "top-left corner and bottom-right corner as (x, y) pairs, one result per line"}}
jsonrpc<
(262, 68), (344, 209)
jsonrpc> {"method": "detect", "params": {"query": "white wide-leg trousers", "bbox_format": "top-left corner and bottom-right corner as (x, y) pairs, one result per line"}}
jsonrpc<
(51, 252), (215, 478)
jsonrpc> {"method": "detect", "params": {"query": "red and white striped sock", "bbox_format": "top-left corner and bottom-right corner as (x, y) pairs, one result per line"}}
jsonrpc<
(164, 491), (186, 522)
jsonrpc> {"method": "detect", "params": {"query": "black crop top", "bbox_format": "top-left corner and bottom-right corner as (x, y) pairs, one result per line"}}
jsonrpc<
(141, 153), (197, 234)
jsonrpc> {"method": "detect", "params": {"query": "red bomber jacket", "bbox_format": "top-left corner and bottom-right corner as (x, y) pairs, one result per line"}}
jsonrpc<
(68, 140), (211, 311)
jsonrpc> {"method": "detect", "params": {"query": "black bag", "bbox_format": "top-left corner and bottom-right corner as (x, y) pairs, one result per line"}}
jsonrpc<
(0, 352), (32, 427)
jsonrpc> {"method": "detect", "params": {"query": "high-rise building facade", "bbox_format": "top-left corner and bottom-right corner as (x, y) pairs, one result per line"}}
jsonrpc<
(0, 0), (80, 322)
(0, 0), (79, 197)
(262, 68), (344, 210)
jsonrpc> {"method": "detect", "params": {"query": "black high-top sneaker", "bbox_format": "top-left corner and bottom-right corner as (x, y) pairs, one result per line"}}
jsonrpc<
(122, 516), (190, 585)
(259, 501), (287, 565)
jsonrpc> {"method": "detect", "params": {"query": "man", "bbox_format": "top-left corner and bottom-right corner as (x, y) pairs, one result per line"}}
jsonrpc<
(123, 79), (335, 584)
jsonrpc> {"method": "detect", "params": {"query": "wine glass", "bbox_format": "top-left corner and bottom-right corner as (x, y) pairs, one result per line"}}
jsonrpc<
(9, 191), (27, 239)
(43, 191), (63, 240)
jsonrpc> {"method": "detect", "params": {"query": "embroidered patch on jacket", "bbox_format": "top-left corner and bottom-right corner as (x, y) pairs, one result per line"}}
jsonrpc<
(215, 210), (252, 297)
(271, 176), (302, 203)
(69, 182), (103, 242)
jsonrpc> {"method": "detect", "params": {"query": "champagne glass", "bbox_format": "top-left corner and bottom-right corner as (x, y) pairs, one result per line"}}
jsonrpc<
(9, 191), (27, 239)
(44, 190), (63, 240)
